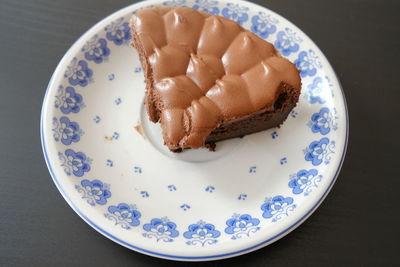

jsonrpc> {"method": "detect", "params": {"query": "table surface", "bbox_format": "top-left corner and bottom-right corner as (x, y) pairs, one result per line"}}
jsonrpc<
(1, 0), (399, 266)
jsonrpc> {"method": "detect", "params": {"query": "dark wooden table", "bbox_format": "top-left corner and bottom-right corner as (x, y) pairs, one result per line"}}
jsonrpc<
(1, 0), (399, 266)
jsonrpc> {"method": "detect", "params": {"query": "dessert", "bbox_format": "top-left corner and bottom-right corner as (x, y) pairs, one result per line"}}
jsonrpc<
(130, 7), (301, 152)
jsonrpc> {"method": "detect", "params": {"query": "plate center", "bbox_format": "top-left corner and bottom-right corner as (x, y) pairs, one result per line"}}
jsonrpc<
(140, 103), (242, 162)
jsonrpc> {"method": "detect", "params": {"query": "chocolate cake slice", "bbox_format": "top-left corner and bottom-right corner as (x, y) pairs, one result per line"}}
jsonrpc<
(130, 7), (301, 151)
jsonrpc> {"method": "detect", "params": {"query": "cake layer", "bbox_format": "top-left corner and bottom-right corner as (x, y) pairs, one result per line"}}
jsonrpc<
(130, 7), (301, 151)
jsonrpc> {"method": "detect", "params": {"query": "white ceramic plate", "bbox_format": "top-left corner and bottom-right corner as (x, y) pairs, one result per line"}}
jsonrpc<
(41, 0), (348, 261)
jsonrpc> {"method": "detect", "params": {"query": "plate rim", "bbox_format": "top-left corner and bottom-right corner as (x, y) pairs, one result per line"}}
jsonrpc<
(40, 0), (349, 261)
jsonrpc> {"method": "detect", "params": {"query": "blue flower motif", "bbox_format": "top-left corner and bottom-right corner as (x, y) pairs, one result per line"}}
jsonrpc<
(163, 0), (186, 6)
(306, 77), (326, 104)
(132, 5), (156, 14)
(238, 194), (247, 200)
(289, 169), (322, 196)
(75, 179), (111, 206)
(55, 86), (84, 114)
(105, 18), (131, 45)
(105, 203), (141, 229)
(192, 0), (219, 15)
(274, 28), (302, 56)
(52, 116), (83, 145)
(261, 195), (296, 222)
(115, 97), (122, 105)
(64, 58), (93, 87)
(93, 115), (101, 123)
(249, 166), (256, 173)
(180, 204), (190, 211)
(222, 3), (249, 25)
(183, 220), (221, 246)
(290, 110), (298, 118)
(168, 184), (176, 191)
(112, 132), (119, 140)
(308, 107), (338, 135)
(250, 12), (278, 39)
(205, 185), (215, 192)
(140, 191), (149, 198)
(294, 50), (321, 77)
(64, 149), (91, 177)
(225, 214), (260, 240)
(143, 217), (179, 242)
(82, 35), (110, 64)
(304, 137), (335, 166)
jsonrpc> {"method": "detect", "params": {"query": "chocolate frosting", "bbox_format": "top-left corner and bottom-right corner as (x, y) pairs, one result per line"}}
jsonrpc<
(131, 7), (301, 150)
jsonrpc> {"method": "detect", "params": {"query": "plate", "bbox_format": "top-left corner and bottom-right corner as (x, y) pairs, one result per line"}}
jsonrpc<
(41, 0), (348, 261)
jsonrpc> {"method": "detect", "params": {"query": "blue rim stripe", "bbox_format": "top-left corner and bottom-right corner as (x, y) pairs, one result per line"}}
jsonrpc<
(40, 0), (349, 261)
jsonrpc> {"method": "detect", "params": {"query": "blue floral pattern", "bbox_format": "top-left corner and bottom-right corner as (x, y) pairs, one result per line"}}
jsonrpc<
(140, 191), (149, 198)
(250, 12), (278, 39)
(64, 58), (93, 87)
(58, 149), (91, 177)
(308, 107), (338, 135)
(180, 204), (190, 211)
(184, 220), (221, 246)
(274, 27), (302, 56)
(168, 185), (176, 191)
(306, 77), (326, 104)
(192, 0), (219, 15)
(104, 18), (131, 45)
(205, 185), (215, 192)
(261, 196), (296, 222)
(163, 0), (186, 6)
(222, 3), (249, 25)
(82, 35), (110, 64)
(225, 214), (260, 240)
(238, 194), (247, 200)
(52, 116), (83, 145)
(325, 75), (335, 94)
(143, 217), (179, 242)
(108, 73), (115, 80)
(304, 137), (335, 166)
(115, 97), (122, 105)
(75, 179), (111, 206)
(133, 166), (142, 173)
(93, 115), (101, 123)
(295, 50), (322, 77)
(289, 169), (322, 196)
(54, 86), (84, 114)
(132, 5), (155, 14)
(105, 203), (141, 229)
